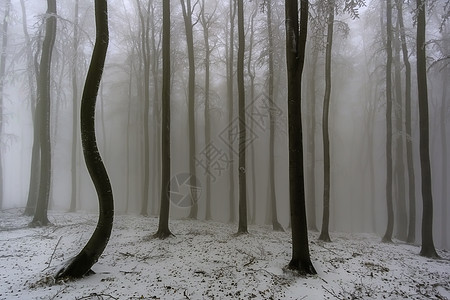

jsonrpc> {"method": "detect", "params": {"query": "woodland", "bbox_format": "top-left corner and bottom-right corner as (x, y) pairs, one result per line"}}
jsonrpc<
(0, 0), (449, 298)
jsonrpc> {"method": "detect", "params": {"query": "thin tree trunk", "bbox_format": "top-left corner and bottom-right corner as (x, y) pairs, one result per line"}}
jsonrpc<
(136, 0), (151, 216)
(382, 0), (394, 243)
(0, 0), (11, 209)
(31, 0), (57, 227)
(416, 0), (438, 258)
(319, 0), (334, 243)
(55, 0), (114, 278)
(396, 0), (416, 244)
(267, 0), (283, 232)
(200, 0), (213, 220)
(306, 48), (318, 232)
(440, 72), (448, 248)
(227, 0), (236, 223)
(393, 21), (407, 241)
(69, 0), (80, 212)
(236, 0), (247, 234)
(180, 0), (198, 219)
(285, 0), (316, 275)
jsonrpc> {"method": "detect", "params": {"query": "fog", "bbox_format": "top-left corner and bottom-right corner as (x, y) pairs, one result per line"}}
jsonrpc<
(1, 0), (449, 251)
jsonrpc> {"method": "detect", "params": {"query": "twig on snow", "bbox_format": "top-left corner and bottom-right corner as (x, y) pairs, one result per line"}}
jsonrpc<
(43, 236), (62, 271)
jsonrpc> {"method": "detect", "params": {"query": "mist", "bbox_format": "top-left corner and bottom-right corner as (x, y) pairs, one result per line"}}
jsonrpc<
(1, 0), (449, 260)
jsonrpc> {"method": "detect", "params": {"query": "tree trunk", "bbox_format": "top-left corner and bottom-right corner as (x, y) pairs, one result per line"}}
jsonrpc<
(136, 0), (151, 216)
(154, 0), (173, 239)
(267, 0), (283, 232)
(55, 0), (113, 278)
(306, 48), (318, 232)
(440, 72), (448, 249)
(0, 0), (11, 209)
(396, 0), (416, 244)
(236, 0), (247, 234)
(180, 0), (198, 220)
(227, 0), (236, 223)
(200, 0), (214, 221)
(30, 0), (57, 227)
(319, 0), (334, 243)
(285, 0), (316, 275)
(393, 21), (408, 241)
(20, 0), (41, 216)
(69, 0), (80, 213)
(382, 0), (394, 243)
(416, 0), (438, 258)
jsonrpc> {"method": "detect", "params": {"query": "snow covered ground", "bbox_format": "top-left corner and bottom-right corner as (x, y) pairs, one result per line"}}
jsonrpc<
(0, 209), (449, 299)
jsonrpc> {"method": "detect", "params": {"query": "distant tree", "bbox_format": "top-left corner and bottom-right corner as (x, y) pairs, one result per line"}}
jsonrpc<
(227, 0), (237, 223)
(285, 0), (316, 275)
(396, 0), (416, 244)
(180, 0), (199, 219)
(236, 0), (247, 234)
(199, 0), (216, 221)
(0, 0), (11, 209)
(30, 0), (57, 227)
(416, 0), (438, 258)
(318, 0), (335, 243)
(69, 0), (80, 213)
(154, 0), (173, 239)
(55, 0), (114, 278)
(382, 0), (394, 243)
(136, 0), (151, 217)
(21, 0), (41, 216)
(392, 17), (407, 241)
(265, 0), (284, 232)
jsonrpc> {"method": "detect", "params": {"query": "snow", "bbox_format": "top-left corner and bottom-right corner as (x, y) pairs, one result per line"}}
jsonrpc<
(0, 209), (449, 299)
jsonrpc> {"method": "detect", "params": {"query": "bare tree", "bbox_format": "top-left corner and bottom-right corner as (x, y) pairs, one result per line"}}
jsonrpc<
(396, 0), (416, 244)
(265, 0), (284, 232)
(180, 0), (199, 219)
(0, 0), (11, 209)
(416, 0), (438, 258)
(382, 0), (394, 243)
(319, 0), (335, 243)
(69, 0), (80, 212)
(154, 0), (173, 239)
(285, 0), (316, 275)
(236, 0), (247, 234)
(227, 0), (237, 223)
(55, 0), (114, 278)
(30, 0), (57, 227)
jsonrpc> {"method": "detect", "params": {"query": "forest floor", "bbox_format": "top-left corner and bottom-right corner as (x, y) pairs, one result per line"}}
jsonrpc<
(0, 209), (449, 299)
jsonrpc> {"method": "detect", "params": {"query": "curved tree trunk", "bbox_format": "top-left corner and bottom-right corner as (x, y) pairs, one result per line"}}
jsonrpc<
(285, 0), (316, 275)
(416, 0), (438, 258)
(154, 0), (173, 239)
(30, 0), (57, 227)
(55, 0), (114, 278)
(319, 0), (334, 243)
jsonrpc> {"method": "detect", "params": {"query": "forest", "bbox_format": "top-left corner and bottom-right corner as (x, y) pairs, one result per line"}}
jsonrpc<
(0, 0), (449, 299)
